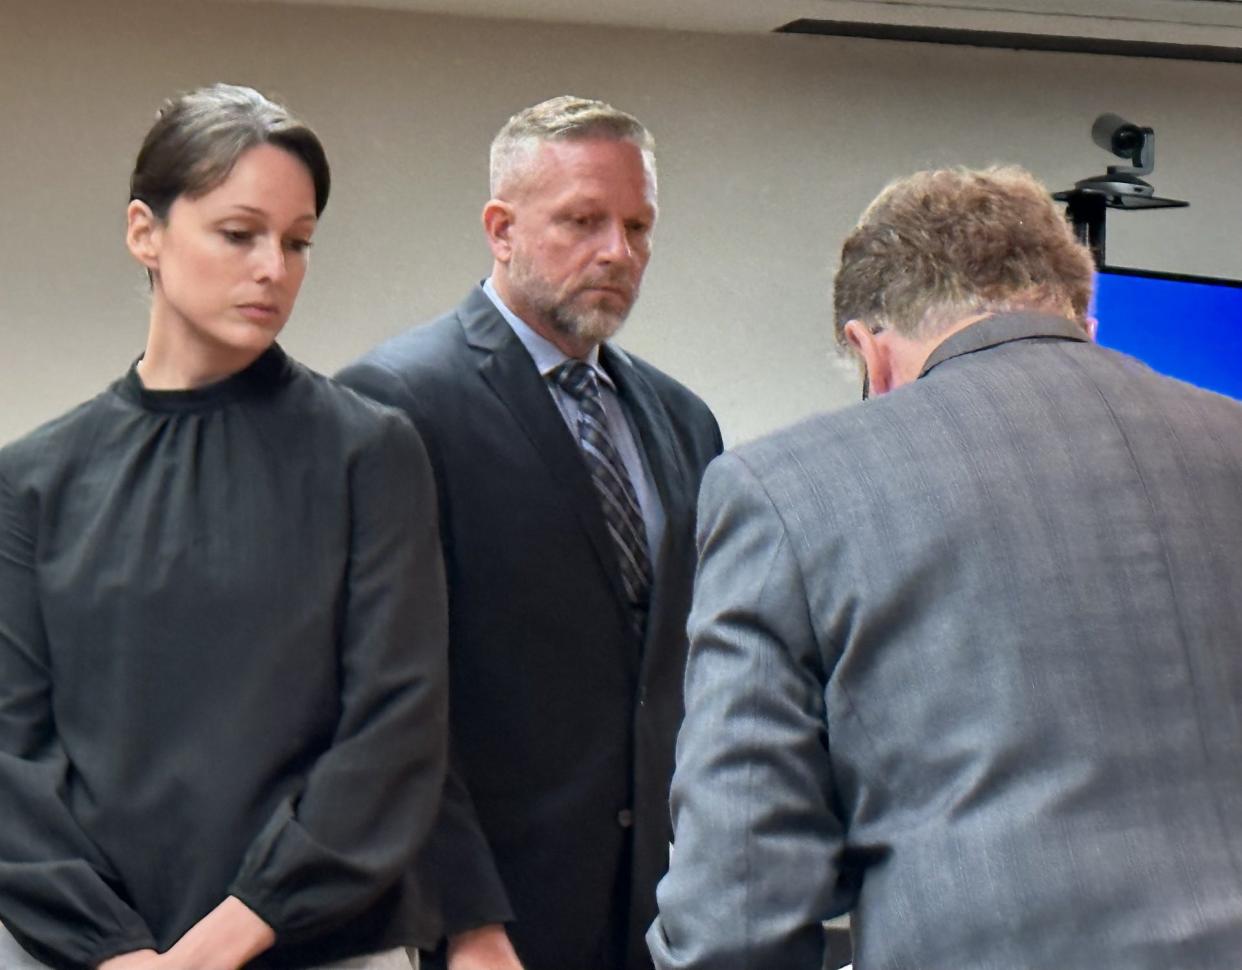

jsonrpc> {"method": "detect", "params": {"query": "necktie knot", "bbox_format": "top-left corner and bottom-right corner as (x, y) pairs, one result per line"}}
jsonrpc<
(554, 360), (598, 402)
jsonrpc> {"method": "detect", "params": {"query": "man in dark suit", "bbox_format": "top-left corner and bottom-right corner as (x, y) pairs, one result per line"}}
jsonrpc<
(338, 97), (721, 970)
(648, 166), (1242, 969)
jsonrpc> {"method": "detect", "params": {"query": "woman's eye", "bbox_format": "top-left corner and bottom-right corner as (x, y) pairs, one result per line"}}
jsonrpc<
(285, 238), (313, 254)
(220, 229), (252, 244)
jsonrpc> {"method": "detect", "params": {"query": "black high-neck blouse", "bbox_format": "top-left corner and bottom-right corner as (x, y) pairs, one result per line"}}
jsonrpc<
(0, 346), (448, 968)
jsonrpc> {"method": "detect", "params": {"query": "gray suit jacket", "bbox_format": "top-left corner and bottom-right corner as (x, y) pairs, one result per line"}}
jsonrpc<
(648, 312), (1242, 969)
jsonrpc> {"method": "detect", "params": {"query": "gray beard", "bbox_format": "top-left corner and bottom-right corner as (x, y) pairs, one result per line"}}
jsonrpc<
(547, 299), (626, 346)
(508, 255), (635, 347)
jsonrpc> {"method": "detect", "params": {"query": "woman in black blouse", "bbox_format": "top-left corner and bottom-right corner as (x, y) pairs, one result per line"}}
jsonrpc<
(0, 84), (446, 970)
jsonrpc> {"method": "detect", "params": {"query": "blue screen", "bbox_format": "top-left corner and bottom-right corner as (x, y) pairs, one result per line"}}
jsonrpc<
(1093, 268), (1242, 400)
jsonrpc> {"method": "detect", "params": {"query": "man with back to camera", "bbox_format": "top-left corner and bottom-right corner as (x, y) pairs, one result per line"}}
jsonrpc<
(337, 97), (721, 970)
(647, 165), (1242, 969)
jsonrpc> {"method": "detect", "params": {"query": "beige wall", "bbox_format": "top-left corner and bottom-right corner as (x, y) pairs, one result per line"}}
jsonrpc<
(3, 0), (1240, 446)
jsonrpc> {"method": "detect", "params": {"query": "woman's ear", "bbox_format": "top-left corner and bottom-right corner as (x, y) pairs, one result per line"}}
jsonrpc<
(126, 200), (162, 273)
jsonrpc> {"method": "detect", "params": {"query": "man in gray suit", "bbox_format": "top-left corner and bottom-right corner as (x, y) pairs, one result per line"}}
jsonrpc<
(647, 166), (1242, 969)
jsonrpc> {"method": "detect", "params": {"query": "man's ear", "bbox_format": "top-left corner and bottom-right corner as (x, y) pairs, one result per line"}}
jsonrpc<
(482, 199), (516, 263)
(126, 200), (162, 273)
(843, 320), (894, 397)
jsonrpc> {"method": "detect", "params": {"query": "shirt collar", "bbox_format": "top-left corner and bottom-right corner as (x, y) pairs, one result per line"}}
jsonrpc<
(482, 277), (614, 389)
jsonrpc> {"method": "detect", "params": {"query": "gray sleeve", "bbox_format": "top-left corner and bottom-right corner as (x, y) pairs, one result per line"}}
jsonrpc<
(647, 452), (847, 970)
(0, 462), (158, 966)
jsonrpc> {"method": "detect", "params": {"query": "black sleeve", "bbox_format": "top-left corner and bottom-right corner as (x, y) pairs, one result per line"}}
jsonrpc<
(421, 753), (515, 934)
(0, 462), (158, 968)
(336, 359), (516, 936)
(227, 410), (450, 942)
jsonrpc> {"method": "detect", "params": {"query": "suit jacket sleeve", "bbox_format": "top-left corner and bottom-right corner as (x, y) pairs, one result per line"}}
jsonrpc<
(335, 358), (515, 935)
(647, 452), (848, 970)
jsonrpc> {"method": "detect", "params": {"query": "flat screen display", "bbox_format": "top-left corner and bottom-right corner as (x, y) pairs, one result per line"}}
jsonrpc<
(1093, 267), (1242, 400)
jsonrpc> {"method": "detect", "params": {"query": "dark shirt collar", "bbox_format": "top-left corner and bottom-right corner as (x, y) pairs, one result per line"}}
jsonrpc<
(117, 343), (293, 413)
(918, 311), (1089, 380)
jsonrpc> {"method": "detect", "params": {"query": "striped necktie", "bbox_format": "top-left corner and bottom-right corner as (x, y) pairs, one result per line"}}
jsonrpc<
(554, 360), (652, 635)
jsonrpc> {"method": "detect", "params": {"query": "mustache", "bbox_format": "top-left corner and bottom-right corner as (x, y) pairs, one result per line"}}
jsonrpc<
(578, 271), (636, 295)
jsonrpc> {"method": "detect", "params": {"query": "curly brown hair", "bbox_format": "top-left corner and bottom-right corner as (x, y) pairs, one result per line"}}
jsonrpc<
(832, 166), (1094, 347)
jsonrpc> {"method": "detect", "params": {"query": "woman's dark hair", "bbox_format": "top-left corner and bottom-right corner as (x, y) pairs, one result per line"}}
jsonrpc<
(130, 83), (330, 220)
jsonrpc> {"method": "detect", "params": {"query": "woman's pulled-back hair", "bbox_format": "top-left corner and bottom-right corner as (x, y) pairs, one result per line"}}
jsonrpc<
(130, 83), (330, 220)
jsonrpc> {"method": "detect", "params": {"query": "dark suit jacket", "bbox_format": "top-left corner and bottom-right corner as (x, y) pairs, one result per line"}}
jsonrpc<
(337, 286), (722, 970)
(650, 312), (1242, 969)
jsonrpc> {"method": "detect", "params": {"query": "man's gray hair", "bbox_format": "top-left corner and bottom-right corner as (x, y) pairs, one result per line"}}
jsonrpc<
(832, 165), (1096, 348)
(489, 95), (656, 197)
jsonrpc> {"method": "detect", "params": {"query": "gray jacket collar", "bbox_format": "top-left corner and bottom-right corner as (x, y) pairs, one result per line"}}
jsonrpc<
(919, 311), (1089, 379)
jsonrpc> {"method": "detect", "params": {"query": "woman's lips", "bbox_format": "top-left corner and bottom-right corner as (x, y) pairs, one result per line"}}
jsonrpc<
(237, 303), (281, 324)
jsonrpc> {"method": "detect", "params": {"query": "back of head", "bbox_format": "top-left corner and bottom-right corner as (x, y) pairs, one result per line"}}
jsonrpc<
(832, 166), (1095, 347)
(130, 82), (330, 221)
(489, 95), (656, 198)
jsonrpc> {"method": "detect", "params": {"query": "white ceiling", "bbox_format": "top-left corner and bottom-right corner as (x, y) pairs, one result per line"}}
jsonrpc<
(226, 0), (1242, 50)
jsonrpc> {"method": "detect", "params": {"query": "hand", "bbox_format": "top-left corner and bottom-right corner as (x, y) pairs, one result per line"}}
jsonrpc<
(97, 952), (159, 970)
(159, 896), (276, 970)
(446, 924), (524, 970)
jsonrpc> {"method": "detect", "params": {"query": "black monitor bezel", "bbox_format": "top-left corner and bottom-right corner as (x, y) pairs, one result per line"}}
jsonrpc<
(1099, 265), (1242, 290)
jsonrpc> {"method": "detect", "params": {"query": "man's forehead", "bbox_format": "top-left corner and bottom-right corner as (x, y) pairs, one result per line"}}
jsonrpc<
(522, 139), (655, 199)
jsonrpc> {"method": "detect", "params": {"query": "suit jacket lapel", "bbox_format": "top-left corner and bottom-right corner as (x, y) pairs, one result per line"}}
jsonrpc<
(603, 347), (697, 673)
(458, 288), (632, 614)
(603, 342), (694, 658)
(603, 345), (688, 544)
